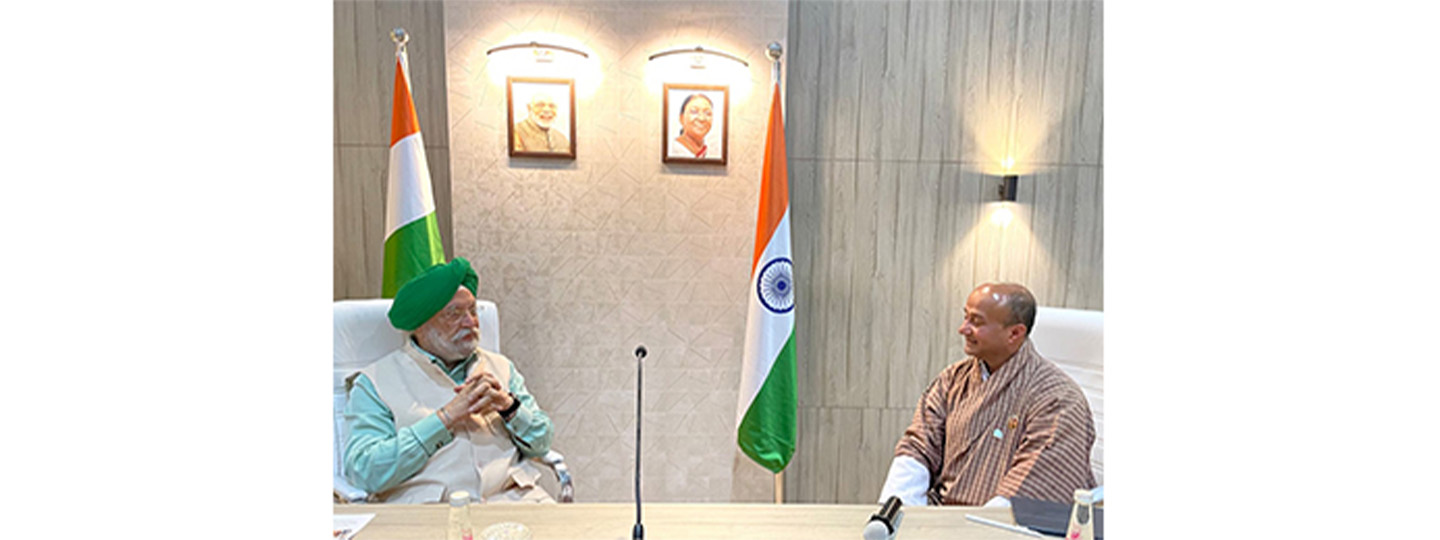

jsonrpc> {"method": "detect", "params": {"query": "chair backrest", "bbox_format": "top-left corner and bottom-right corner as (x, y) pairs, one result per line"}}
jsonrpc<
(332, 298), (502, 497)
(1029, 306), (1104, 485)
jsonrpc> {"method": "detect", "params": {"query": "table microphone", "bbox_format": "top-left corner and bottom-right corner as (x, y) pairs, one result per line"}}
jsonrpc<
(863, 496), (903, 540)
(632, 345), (647, 540)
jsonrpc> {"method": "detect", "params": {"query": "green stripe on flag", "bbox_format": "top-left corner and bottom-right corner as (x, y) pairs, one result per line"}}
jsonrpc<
(737, 331), (798, 473)
(381, 214), (445, 298)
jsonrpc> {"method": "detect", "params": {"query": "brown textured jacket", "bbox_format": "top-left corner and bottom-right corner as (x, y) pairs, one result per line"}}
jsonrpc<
(895, 340), (1096, 504)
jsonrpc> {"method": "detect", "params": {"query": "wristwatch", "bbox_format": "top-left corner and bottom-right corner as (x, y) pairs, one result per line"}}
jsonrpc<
(499, 392), (521, 420)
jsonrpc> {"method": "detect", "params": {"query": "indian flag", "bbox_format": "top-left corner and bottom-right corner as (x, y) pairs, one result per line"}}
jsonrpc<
(736, 83), (797, 474)
(381, 43), (445, 298)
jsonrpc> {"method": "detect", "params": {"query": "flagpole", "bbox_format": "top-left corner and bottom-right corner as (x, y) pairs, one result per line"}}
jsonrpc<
(768, 41), (783, 87)
(766, 40), (786, 507)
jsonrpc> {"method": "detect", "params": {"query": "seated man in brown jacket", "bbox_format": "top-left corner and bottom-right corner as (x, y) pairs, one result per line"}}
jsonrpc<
(880, 283), (1096, 506)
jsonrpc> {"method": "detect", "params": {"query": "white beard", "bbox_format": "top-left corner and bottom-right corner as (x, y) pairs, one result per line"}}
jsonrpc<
(421, 326), (478, 361)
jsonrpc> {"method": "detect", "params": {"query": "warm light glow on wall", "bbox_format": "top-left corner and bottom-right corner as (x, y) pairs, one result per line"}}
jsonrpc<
(643, 44), (754, 104)
(485, 32), (603, 99)
(963, 63), (1082, 176)
(966, 96), (1054, 176)
(989, 202), (1014, 227)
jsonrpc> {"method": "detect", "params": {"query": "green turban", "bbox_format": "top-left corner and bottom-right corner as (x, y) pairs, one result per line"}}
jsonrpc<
(387, 258), (479, 331)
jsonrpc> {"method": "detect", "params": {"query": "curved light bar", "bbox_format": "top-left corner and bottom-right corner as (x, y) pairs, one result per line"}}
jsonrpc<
(647, 45), (749, 68)
(485, 41), (590, 59)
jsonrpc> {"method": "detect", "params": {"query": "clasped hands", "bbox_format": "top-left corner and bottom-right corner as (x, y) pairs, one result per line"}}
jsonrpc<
(437, 371), (515, 430)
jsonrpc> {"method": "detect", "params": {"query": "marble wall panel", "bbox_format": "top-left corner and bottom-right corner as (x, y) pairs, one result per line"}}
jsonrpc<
(443, 0), (788, 503)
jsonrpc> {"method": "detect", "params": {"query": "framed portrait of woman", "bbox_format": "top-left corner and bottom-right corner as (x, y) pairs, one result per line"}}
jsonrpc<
(507, 77), (576, 159)
(662, 84), (728, 165)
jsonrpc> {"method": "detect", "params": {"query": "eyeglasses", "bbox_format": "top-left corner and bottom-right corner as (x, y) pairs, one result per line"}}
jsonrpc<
(437, 304), (478, 324)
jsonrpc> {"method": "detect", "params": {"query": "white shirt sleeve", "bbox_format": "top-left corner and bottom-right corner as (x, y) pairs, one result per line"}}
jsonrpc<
(983, 495), (1011, 508)
(879, 455), (931, 506)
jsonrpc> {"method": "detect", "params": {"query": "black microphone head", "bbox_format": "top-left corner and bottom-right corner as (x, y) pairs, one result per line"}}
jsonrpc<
(634, 345), (648, 359)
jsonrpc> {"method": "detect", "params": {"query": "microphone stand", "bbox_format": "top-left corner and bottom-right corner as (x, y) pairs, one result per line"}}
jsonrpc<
(633, 345), (647, 540)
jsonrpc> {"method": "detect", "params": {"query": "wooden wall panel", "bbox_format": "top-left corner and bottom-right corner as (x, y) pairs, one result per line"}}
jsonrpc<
(821, 162), (856, 407)
(1078, 1), (1103, 165)
(916, 0), (952, 162)
(1039, 0), (1073, 165)
(790, 159), (820, 409)
(854, 1), (887, 162)
(874, 162), (907, 410)
(787, 0), (822, 160)
(788, 0), (1102, 504)
(829, 1), (861, 160)
(847, 160), (881, 408)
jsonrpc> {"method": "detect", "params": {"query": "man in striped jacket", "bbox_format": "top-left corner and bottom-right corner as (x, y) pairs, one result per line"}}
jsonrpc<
(880, 283), (1096, 506)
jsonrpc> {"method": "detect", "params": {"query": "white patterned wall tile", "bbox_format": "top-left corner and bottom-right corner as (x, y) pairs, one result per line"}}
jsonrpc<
(446, 0), (786, 502)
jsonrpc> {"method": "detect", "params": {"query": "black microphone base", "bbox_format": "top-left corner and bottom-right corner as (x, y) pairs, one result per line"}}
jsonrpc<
(632, 523), (644, 540)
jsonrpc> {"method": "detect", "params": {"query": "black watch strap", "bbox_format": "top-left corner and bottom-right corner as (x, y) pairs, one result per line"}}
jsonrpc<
(499, 392), (521, 420)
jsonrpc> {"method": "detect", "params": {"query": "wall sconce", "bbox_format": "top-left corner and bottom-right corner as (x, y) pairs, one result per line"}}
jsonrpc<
(991, 174), (1019, 227)
(486, 41), (591, 62)
(647, 45), (750, 70)
(999, 174), (1019, 202)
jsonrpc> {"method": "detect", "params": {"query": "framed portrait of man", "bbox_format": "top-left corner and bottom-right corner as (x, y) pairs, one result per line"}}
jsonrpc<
(662, 84), (728, 165)
(507, 77), (576, 159)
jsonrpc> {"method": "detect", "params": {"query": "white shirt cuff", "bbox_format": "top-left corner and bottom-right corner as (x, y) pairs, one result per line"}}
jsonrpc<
(879, 455), (930, 506)
(982, 495), (1011, 508)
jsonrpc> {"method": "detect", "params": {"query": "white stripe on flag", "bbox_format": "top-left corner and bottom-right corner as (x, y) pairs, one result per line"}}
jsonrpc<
(736, 210), (793, 425)
(384, 132), (436, 238)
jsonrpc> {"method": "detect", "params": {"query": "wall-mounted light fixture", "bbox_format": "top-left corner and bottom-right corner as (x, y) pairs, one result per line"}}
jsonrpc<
(990, 165), (1020, 227)
(999, 174), (1019, 202)
(647, 45), (750, 70)
(486, 41), (591, 62)
(483, 36), (602, 98)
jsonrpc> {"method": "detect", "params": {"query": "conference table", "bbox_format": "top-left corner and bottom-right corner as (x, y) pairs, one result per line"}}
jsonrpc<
(334, 503), (1048, 539)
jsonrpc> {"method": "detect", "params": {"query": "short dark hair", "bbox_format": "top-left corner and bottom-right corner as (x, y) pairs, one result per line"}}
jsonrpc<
(679, 93), (711, 113)
(989, 283), (1037, 336)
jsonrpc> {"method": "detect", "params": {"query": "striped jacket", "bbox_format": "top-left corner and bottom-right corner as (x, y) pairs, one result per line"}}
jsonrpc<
(895, 340), (1096, 505)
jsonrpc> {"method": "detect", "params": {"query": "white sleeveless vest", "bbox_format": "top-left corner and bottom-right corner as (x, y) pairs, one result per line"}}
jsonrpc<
(357, 340), (550, 503)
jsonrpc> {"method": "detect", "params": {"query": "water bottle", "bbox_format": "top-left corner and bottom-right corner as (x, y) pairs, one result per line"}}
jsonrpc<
(448, 491), (475, 540)
(1064, 488), (1094, 540)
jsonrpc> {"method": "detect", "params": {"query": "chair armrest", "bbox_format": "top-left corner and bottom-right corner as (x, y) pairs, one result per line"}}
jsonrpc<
(334, 474), (369, 504)
(529, 450), (574, 503)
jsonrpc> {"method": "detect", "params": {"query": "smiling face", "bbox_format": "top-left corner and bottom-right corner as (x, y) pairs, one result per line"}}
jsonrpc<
(957, 285), (1028, 366)
(527, 93), (558, 129)
(680, 94), (713, 139)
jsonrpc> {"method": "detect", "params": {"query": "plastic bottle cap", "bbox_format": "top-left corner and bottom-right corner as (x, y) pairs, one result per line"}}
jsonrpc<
(1072, 488), (1093, 505)
(450, 491), (471, 507)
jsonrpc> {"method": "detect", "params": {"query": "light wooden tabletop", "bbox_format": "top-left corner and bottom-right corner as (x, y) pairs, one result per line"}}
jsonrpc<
(334, 503), (1043, 540)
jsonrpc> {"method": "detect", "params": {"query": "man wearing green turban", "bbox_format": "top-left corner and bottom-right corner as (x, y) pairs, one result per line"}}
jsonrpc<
(343, 258), (555, 503)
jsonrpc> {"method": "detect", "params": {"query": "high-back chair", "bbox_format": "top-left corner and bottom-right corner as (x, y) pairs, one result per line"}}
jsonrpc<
(1030, 306), (1104, 486)
(333, 298), (573, 503)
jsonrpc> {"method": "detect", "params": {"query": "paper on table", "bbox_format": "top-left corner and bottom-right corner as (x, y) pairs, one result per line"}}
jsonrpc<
(333, 513), (375, 540)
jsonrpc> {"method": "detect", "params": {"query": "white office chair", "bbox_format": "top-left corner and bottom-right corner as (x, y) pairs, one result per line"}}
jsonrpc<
(333, 298), (573, 503)
(1030, 306), (1104, 487)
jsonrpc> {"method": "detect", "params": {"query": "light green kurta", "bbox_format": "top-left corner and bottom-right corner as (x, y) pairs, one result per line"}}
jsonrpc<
(343, 341), (552, 495)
